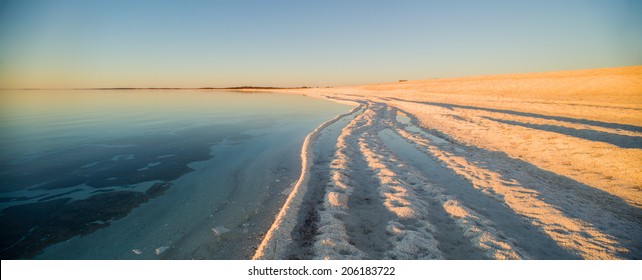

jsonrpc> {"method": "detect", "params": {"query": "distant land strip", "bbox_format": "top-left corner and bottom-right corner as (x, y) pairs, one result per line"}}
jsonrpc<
(3, 86), (315, 91)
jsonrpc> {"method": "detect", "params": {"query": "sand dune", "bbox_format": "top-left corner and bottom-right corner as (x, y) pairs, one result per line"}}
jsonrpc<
(254, 66), (642, 260)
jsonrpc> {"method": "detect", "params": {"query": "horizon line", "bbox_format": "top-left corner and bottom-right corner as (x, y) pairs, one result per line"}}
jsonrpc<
(2, 65), (639, 91)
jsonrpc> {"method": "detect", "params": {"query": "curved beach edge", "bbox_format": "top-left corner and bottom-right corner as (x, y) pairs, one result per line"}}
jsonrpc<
(252, 100), (361, 260)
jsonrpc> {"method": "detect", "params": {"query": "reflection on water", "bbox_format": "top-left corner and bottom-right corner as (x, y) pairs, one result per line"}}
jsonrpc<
(0, 90), (349, 259)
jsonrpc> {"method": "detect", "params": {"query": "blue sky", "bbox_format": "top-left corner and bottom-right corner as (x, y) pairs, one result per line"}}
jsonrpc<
(0, 0), (640, 88)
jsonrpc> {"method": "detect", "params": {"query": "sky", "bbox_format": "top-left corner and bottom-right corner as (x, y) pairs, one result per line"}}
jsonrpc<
(0, 0), (640, 88)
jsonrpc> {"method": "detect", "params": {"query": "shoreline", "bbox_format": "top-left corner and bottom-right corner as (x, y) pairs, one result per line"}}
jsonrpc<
(253, 66), (641, 259)
(253, 102), (361, 259)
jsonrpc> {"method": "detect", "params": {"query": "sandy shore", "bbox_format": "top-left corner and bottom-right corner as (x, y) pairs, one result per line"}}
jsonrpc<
(254, 66), (642, 260)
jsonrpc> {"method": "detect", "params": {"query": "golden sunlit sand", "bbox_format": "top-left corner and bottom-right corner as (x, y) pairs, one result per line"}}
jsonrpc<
(254, 66), (642, 260)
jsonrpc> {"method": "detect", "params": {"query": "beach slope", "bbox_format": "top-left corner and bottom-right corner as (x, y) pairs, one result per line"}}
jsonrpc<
(255, 66), (642, 260)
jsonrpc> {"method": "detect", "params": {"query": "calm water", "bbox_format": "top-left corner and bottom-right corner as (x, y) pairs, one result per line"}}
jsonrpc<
(0, 90), (350, 259)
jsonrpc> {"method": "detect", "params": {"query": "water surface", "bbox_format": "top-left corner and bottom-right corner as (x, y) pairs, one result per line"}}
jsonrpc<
(0, 90), (349, 259)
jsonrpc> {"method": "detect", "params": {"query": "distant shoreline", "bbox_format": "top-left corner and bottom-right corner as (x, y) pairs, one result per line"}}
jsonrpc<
(2, 86), (315, 91)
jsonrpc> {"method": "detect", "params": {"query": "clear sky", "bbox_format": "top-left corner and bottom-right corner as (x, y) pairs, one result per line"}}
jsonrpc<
(0, 0), (640, 88)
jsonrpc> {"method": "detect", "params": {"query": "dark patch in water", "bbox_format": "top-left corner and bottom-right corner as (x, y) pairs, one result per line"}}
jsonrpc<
(0, 121), (267, 259)
(0, 182), (172, 259)
(145, 182), (171, 198)
(0, 124), (249, 193)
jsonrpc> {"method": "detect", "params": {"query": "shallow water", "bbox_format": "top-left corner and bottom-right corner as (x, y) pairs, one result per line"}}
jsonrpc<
(0, 90), (349, 259)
